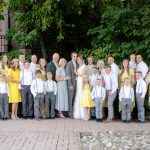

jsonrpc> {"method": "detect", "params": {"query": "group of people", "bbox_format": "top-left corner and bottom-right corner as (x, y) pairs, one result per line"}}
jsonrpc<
(0, 52), (149, 123)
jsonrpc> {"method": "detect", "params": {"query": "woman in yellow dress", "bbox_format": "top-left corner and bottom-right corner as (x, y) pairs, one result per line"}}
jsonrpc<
(0, 55), (10, 77)
(119, 59), (135, 87)
(119, 59), (135, 112)
(7, 58), (21, 120)
(81, 75), (95, 120)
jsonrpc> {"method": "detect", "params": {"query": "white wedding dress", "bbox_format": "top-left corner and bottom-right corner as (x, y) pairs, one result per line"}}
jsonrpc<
(73, 64), (87, 120)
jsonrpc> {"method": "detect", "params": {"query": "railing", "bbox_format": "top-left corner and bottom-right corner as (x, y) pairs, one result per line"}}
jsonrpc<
(0, 35), (8, 53)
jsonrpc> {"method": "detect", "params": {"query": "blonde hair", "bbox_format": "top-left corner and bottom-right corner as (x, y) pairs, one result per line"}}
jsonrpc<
(59, 58), (67, 67)
(97, 60), (105, 68)
(82, 75), (89, 84)
(11, 58), (20, 71)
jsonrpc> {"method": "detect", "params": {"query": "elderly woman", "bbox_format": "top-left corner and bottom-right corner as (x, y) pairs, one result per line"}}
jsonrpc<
(97, 60), (105, 77)
(55, 58), (70, 118)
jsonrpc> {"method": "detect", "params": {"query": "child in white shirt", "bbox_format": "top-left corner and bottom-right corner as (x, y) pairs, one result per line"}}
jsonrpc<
(0, 74), (9, 120)
(30, 70), (45, 120)
(119, 78), (134, 123)
(92, 78), (106, 122)
(135, 71), (147, 123)
(45, 72), (57, 119)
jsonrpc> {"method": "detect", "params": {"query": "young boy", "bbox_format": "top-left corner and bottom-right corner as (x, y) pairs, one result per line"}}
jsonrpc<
(92, 78), (106, 122)
(20, 61), (34, 119)
(45, 72), (57, 119)
(30, 70), (45, 120)
(0, 74), (9, 120)
(89, 66), (102, 88)
(119, 78), (134, 123)
(129, 54), (136, 71)
(89, 66), (102, 119)
(103, 65), (118, 123)
(136, 71), (147, 123)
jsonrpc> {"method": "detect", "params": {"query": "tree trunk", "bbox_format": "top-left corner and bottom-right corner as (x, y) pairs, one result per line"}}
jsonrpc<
(40, 36), (47, 59)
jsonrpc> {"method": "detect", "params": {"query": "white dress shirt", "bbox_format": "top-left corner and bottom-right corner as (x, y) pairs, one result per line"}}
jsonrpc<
(30, 62), (38, 75)
(92, 86), (106, 100)
(110, 63), (120, 76)
(136, 78), (147, 97)
(30, 78), (45, 97)
(0, 82), (9, 94)
(53, 61), (59, 69)
(20, 69), (34, 85)
(119, 85), (134, 102)
(89, 74), (102, 87)
(129, 61), (136, 70)
(19, 61), (24, 71)
(136, 61), (148, 78)
(45, 80), (57, 95)
(104, 73), (118, 94)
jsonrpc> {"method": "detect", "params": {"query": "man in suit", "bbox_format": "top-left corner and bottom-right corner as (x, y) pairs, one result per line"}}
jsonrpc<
(66, 52), (77, 118)
(46, 53), (60, 81)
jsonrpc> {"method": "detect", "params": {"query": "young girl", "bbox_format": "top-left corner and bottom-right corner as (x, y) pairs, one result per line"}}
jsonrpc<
(45, 72), (57, 119)
(119, 78), (134, 123)
(92, 78), (106, 122)
(81, 75), (95, 120)
(0, 74), (9, 120)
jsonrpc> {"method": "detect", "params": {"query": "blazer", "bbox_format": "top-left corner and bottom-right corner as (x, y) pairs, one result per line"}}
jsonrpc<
(66, 60), (76, 89)
(46, 61), (57, 81)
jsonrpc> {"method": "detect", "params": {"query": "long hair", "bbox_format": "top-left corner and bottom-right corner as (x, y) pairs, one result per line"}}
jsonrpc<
(120, 59), (130, 76)
(38, 58), (47, 70)
(0, 55), (10, 69)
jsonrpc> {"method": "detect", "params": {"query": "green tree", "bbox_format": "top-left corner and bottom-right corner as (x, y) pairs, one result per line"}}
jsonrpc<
(6, 0), (98, 58)
(87, 0), (150, 63)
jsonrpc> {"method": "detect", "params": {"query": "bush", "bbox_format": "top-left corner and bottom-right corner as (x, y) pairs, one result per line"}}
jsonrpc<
(7, 49), (31, 61)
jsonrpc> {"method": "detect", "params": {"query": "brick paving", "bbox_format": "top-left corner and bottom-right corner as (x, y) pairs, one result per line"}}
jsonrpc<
(0, 118), (149, 150)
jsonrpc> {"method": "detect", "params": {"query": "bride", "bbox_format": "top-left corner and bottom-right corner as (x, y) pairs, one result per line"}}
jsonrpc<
(73, 56), (87, 120)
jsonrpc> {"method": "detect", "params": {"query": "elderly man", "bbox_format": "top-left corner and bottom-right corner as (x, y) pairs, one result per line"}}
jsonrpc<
(46, 53), (60, 81)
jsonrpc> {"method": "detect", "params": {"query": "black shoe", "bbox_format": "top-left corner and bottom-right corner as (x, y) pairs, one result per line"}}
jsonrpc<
(99, 119), (103, 122)
(45, 117), (50, 120)
(23, 116), (28, 119)
(3, 118), (7, 120)
(28, 116), (34, 119)
(96, 119), (100, 122)
(126, 120), (131, 123)
(50, 117), (55, 119)
(91, 116), (96, 120)
(122, 120), (126, 123)
(138, 120), (145, 123)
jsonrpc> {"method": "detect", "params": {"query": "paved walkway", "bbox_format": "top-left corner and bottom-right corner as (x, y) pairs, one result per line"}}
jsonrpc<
(0, 118), (150, 150)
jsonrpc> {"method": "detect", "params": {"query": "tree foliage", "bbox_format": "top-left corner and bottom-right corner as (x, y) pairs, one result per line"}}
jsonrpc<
(86, 0), (150, 63)
(6, 0), (98, 57)
(0, 0), (6, 20)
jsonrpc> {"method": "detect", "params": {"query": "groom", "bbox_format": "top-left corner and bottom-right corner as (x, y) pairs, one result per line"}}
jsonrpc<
(66, 52), (78, 118)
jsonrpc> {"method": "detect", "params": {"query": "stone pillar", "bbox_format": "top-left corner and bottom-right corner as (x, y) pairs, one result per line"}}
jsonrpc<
(0, 9), (9, 52)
